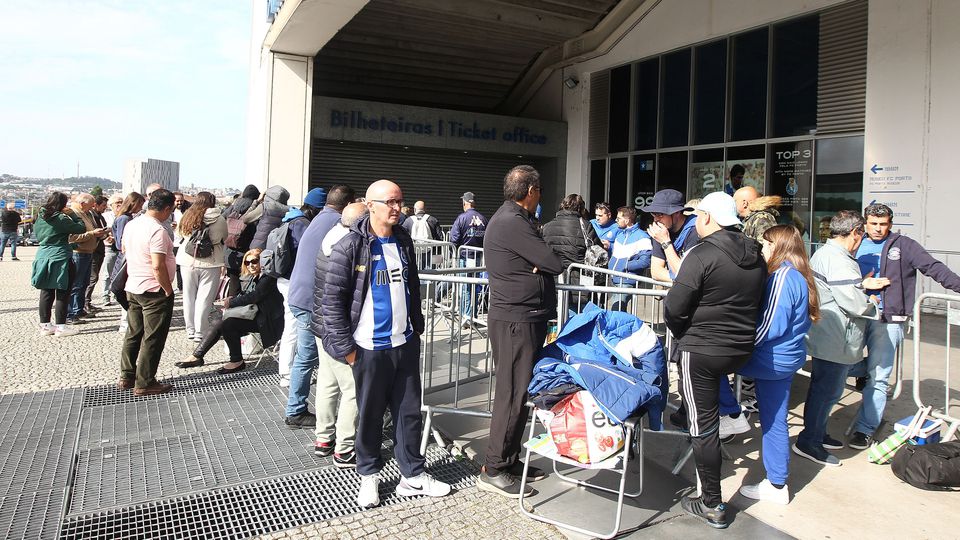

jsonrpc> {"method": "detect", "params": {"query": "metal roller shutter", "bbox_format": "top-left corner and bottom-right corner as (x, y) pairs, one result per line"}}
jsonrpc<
(816, 0), (868, 135)
(309, 140), (543, 224)
(588, 71), (610, 158)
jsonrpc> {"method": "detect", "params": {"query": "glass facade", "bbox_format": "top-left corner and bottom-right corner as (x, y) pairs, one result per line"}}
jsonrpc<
(587, 8), (865, 239)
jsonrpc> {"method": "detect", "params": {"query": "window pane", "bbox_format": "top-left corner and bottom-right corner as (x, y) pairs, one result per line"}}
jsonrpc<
(771, 16), (819, 137)
(689, 148), (725, 199)
(769, 140), (814, 241)
(658, 151), (688, 198)
(692, 40), (727, 145)
(632, 154), (656, 227)
(730, 28), (769, 141)
(726, 144), (766, 195)
(814, 137), (863, 244)
(660, 49), (691, 148)
(609, 158), (628, 211)
(633, 58), (659, 151)
(590, 160), (607, 209)
(608, 65), (631, 153)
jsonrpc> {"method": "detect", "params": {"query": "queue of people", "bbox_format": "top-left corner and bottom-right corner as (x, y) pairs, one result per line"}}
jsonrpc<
(26, 169), (960, 521)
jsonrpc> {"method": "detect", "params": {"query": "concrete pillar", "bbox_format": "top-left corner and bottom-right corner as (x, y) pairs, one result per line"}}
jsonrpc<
(262, 53), (313, 205)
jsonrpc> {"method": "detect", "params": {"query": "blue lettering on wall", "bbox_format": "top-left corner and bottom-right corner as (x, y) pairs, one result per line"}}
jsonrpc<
(330, 110), (546, 145)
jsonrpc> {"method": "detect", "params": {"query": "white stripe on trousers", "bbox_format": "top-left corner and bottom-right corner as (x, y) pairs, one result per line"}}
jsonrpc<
(681, 351), (700, 437)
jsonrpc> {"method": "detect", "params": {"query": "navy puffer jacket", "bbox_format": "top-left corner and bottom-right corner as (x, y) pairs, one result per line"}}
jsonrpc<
(319, 215), (424, 360)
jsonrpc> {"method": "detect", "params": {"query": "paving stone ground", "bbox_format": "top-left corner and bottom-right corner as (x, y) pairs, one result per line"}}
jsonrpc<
(0, 247), (562, 539)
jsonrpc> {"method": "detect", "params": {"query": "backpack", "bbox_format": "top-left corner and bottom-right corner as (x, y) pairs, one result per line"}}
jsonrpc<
(224, 213), (245, 249)
(410, 214), (433, 241)
(183, 225), (214, 259)
(260, 219), (297, 278)
(891, 440), (960, 491)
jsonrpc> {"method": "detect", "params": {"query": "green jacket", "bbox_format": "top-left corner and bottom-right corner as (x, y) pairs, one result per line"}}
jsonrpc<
(31, 211), (86, 290)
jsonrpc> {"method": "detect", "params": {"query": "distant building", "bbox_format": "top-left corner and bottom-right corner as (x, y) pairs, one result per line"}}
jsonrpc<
(123, 158), (179, 195)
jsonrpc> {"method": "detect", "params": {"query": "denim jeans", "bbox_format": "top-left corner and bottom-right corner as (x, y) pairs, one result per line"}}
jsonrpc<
(796, 358), (850, 456)
(69, 252), (93, 317)
(459, 256), (480, 317)
(0, 232), (18, 258)
(285, 306), (319, 417)
(848, 320), (903, 436)
(101, 249), (119, 301)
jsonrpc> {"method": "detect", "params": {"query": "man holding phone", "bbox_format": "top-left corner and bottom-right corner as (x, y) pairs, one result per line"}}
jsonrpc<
(66, 193), (110, 323)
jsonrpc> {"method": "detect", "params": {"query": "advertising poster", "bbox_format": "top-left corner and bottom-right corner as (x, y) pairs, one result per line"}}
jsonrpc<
(769, 140), (813, 241)
(725, 158), (765, 193)
(688, 161), (725, 200)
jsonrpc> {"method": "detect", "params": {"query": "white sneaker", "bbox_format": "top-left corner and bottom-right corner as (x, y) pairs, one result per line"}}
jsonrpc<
(739, 479), (790, 505)
(54, 326), (80, 337)
(278, 375), (291, 388)
(719, 413), (751, 438)
(357, 474), (380, 508)
(39, 323), (55, 336)
(396, 473), (451, 498)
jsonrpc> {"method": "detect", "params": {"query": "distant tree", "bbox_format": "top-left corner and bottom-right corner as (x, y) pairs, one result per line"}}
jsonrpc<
(90, 185), (103, 198)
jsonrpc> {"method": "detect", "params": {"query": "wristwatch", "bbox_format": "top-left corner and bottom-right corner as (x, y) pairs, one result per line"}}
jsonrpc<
(660, 241), (671, 251)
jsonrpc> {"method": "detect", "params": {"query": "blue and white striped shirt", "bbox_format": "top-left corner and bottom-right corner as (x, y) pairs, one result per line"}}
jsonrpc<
(353, 236), (414, 350)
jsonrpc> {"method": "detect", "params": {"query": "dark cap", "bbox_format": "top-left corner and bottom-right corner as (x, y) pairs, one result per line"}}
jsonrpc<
(640, 189), (691, 215)
(461, 192), (475, 203)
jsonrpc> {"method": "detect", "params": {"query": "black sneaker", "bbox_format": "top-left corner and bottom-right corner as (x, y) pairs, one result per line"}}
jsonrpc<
(476, 468), (533, 499)
(285, 411), (316, 429)
(822, 434), (844, 450)
(848, 432), (872, 450)
(508, 461), (546, 482)
(855, 377), (868, 392)
(314, 440), (334, 457)
(680, 495), (728, 529)
(65, 317), (81, 325)
(334, 450), (357, 469)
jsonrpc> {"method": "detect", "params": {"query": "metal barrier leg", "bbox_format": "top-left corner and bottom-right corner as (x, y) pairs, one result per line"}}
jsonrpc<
(420, 405), (433, 456)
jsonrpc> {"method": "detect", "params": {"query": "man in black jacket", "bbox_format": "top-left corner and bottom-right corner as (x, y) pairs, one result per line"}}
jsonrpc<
(663, 191), (767, 529)
(478, 165), (564, 498)
(320, 179), (450, 510)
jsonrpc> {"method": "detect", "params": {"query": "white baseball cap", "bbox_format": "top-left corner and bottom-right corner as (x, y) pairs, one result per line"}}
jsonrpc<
(696, 191), (742, 227)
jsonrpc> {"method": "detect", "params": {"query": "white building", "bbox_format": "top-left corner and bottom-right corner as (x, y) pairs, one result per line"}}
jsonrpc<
(123, 158), (180, 196)
(246, 0), (958, 247)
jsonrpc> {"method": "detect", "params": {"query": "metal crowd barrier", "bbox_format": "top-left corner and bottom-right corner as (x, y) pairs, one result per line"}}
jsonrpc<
(561, 263), (671, 332)
(417, 273), (671, 454)
(413, 239), (457, 270)
(912, 292), (960, 441)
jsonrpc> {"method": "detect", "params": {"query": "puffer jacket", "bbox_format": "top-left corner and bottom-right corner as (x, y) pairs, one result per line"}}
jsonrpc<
(319, 215), (424, 360)
(249, 186), (290, 250)
(542, 210), (600, 271)
(807, 240), (879, 364)
(741, 196), (781, 241)
(608, 224), (653, 285)
(229, 274), (285, 347)
(175, 208), (227, 268)
(528, 307), (667, 429)
(309, 223), (352, 357)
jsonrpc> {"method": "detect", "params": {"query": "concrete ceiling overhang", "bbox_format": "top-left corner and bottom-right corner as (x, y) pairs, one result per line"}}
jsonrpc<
(287, 0), (625, 113)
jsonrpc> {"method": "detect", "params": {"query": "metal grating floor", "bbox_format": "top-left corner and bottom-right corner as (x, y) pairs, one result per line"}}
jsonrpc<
(81, 363), (281, 408)
(59, 445), (478, 540)
(0, 489), (63, 540)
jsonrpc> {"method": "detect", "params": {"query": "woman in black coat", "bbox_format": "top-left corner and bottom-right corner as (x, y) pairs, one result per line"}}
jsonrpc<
(223, 184), (261, 296)
(177, 248), (284, 374)
(543, 193), (602, 273)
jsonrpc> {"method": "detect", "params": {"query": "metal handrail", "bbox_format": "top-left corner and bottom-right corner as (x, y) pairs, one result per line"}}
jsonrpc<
(565, 263), (672, 288)
(912, 292), (960, 441)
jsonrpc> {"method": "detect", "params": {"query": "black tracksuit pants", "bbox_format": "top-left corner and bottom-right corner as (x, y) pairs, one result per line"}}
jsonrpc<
(485, 319), (548, 473)
(678, 349), (751, 507)
(352, 337), (425, 479)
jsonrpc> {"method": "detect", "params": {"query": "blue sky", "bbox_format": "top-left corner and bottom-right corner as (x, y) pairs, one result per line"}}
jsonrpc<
(0, 0), (252, 188)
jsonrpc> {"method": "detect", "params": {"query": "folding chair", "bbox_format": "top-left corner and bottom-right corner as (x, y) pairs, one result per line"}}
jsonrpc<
(244, 332), (279, 370)
(519, 401), (645, 539)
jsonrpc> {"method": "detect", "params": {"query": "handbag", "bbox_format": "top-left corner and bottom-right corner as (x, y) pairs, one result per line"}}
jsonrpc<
(868, 405), (931, 464)
(109, 252), (129, 310)
(580, 220), (609, 268)
(222, 304), (258, 320)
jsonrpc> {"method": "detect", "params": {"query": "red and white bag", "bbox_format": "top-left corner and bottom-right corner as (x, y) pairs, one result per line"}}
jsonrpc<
(548, 391), (625, 464)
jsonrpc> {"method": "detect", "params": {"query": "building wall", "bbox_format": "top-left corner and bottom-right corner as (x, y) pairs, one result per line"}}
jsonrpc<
(122, 158), (179, 195)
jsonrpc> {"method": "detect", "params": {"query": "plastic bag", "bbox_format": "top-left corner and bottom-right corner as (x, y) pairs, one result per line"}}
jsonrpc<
(549, 391), (625, 464)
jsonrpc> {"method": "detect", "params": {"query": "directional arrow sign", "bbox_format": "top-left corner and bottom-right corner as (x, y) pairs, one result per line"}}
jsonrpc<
(870, 164), (883, 174)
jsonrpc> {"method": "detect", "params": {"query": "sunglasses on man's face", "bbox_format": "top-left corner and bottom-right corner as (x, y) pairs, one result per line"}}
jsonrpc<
(243, 259), (259, 266)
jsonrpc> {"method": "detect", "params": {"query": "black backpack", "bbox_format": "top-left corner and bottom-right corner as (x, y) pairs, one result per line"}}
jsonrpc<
(891, 440), (960, 491)
(261, 219), (299, 278)
(184, 225), (214, 259)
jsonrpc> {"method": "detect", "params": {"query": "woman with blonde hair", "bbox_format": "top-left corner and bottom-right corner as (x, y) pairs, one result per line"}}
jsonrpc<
(175, 191), (226, 342)
(176, 248), (284, 374)
(737, 224), (820, 505)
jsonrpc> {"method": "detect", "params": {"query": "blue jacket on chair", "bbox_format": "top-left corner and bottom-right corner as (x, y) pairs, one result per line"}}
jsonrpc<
(528, 307), (667, 429)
